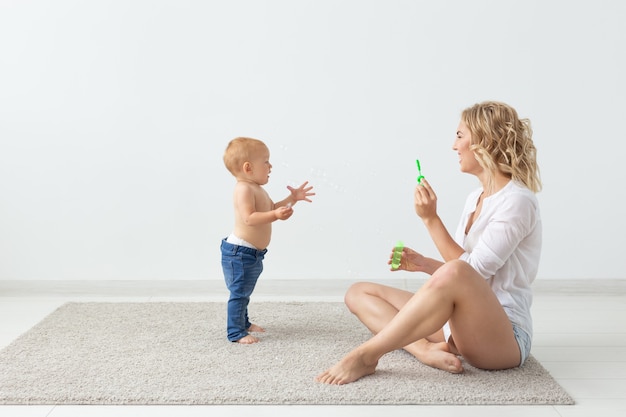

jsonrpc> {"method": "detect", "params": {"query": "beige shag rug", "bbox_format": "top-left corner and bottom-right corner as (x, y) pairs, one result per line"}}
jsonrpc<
(0, 302), (574, 405)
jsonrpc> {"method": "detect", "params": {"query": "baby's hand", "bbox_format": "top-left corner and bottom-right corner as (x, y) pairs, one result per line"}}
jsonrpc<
(287, 181), (315, 203)
(275, 205), (294, 221)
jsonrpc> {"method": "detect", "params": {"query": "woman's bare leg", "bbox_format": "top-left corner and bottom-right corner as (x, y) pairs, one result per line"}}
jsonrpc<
(316, 260), (521, 385)
(344, 282), (462, 373)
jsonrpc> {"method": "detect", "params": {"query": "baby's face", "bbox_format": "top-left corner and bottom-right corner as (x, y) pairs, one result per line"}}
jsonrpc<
(247, 147), (272, 185)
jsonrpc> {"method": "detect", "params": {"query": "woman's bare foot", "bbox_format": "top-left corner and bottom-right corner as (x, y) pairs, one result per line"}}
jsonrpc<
(409, 341), (463, 373)
(316, 349), (378, 385)
(235, 334), (260, 344)
(248, 323), (265, 333)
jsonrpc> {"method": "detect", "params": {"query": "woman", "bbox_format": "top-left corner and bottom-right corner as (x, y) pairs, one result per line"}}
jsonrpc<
(317, 101), (542, 385)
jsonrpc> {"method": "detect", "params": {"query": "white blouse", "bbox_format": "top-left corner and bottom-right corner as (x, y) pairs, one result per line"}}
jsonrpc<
(444, 180), (542, 341)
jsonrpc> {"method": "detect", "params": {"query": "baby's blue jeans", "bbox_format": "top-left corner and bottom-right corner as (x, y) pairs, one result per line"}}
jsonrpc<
(220, 238), (267, 342)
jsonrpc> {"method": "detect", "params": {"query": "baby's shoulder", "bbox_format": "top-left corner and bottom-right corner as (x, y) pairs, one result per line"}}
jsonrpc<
(234, 180), (271, 200)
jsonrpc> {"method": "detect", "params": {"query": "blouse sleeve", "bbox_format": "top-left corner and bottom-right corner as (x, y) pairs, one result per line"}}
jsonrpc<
(459, 191), (539, 279)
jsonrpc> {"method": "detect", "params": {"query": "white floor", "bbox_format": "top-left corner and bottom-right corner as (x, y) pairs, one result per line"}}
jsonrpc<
(1, 279), (625, 417)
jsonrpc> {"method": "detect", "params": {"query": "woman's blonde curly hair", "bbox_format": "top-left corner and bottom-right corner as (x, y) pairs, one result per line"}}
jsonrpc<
(462, 101), (542, 193)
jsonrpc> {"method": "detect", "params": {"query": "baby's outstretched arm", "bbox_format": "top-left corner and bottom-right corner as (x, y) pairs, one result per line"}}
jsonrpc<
(277, 181), (315, 207)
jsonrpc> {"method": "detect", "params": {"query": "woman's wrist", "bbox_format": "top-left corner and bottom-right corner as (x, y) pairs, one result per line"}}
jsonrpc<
(421, 215), (441, 228)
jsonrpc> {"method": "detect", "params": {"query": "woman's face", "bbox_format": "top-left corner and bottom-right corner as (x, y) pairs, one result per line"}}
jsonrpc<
(453, 120), (481, 175)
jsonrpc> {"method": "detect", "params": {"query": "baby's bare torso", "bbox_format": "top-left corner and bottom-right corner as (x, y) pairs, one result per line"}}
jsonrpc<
(233, 181), (273, 249)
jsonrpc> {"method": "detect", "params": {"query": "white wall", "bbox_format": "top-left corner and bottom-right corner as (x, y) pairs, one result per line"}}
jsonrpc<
(0, 0), (624, 281)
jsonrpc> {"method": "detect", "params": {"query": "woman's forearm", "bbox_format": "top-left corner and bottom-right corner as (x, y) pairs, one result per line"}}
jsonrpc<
(422, 216), (464, 262)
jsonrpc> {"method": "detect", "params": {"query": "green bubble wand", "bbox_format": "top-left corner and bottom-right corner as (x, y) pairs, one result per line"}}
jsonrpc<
(416, 159), (424, 184)
(391, 160), (424, 270)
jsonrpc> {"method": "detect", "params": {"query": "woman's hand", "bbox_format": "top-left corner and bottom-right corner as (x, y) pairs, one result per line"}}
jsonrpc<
(388, 246), (428, 272)
(414, 179), (438, 221)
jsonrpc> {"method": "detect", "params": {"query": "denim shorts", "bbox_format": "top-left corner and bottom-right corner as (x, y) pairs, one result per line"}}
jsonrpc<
(512, 324), (532, 366)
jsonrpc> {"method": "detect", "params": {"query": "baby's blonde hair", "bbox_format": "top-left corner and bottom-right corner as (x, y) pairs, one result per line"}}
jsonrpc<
(462, 101), (542, 193)
(223, 137), (268, 176)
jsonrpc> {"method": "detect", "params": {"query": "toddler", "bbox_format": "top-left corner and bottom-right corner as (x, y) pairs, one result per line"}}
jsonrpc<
(221, 137), (314, 343)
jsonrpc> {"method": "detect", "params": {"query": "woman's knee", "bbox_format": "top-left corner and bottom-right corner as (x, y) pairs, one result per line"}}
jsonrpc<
(428, 259), (474, 288)
(344, 282), (369, 312)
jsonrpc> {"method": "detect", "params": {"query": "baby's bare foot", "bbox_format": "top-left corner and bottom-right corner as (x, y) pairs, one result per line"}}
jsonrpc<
(248, 323), (265, 333)
(236, 334), (260, 344)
